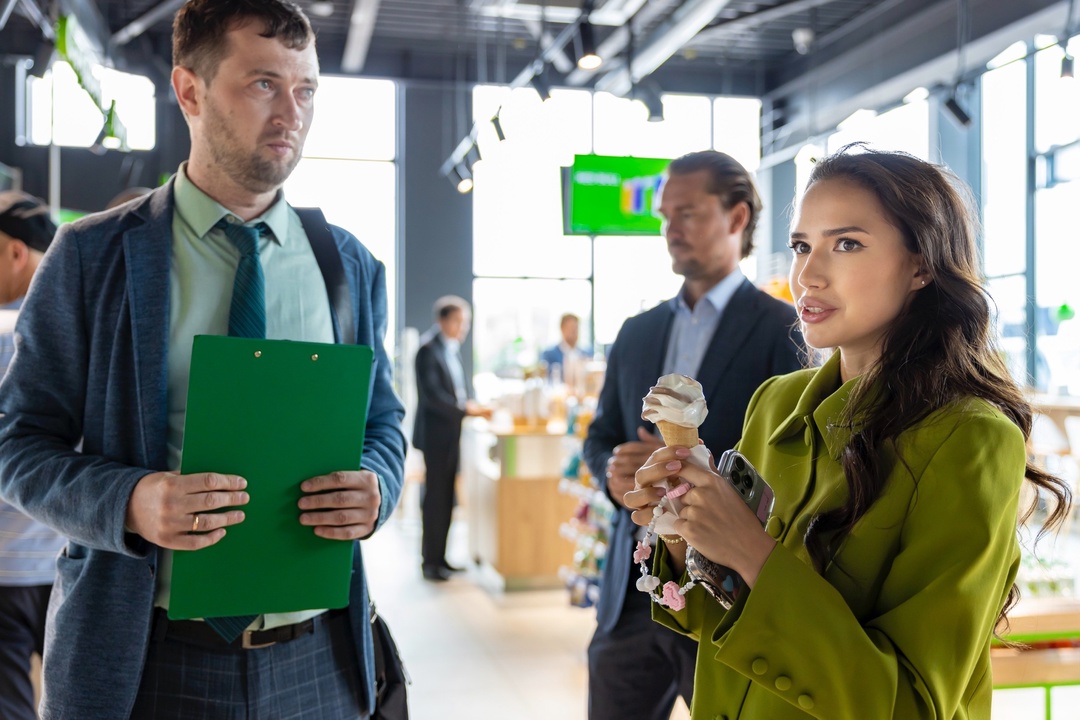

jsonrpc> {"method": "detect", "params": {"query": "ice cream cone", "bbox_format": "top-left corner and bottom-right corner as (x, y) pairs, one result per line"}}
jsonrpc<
(656, 420), (699, 448)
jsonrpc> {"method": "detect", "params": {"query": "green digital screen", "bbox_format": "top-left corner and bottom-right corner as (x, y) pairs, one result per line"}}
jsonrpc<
(565, 154), (671, 236)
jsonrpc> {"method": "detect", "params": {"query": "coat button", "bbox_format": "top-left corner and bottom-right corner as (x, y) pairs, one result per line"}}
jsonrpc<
(764, 516), (784, 539)
(751, 658), (768, 675)
(774, 675), (792, 691)
(798, 694), (815, 710)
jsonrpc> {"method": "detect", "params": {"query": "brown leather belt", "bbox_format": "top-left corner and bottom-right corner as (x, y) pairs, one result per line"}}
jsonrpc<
(152, 608), (345, 650)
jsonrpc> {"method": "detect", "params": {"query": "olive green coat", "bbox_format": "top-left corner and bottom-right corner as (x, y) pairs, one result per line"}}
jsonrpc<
(653, 352), (1024, 719)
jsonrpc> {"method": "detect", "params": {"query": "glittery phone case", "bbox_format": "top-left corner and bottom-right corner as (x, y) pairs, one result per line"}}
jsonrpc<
(684, 449), (774, 609)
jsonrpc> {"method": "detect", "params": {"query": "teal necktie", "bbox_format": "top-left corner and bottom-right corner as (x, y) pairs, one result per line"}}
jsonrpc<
(220, 219), (268, 339)
(203, 218), (268, 642)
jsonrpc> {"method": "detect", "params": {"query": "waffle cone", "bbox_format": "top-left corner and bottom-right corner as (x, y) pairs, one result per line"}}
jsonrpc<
(657, 420), (698, 448)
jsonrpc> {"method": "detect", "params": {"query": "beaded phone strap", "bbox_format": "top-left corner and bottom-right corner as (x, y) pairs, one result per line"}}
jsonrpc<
(634, 482), (696, 610)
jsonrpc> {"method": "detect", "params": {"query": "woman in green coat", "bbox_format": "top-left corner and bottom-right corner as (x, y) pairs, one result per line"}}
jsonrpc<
(626, 146), (1071, 719)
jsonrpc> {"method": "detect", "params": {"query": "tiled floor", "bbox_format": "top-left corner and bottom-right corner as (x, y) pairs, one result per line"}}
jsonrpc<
(364, 489), (1076, 720)
(363, 482), (692, 720)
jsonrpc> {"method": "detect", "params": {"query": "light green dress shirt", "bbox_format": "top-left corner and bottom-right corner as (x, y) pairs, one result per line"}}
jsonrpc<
(155, 163), (334, 630)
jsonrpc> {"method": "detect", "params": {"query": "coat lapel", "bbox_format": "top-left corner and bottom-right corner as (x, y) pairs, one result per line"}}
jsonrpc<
(123, 184), (174, 469)
(695, 280), (761, 410)
(639, 303), (675, 389)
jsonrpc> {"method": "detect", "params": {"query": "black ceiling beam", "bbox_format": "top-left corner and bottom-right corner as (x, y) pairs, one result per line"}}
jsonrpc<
(111, 0), (185, 48)
(17, 0), (54, 40)
(761, 0), (1063, 163)
(0, 0), (20, 32)
(692, 0), (843, 45)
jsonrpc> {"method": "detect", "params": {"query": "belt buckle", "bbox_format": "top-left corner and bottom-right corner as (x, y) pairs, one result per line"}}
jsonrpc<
(241, 631), (276, 650)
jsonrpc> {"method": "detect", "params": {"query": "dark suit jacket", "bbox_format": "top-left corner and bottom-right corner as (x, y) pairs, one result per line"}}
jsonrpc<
(583, 279), (804, 634)
(412, 328), (470, 453)
(0, 182), (406, 718)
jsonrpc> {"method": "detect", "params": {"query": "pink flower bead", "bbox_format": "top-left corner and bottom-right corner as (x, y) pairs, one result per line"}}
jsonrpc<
(662, 581), (686, 610)
(634, 541), (652, 564)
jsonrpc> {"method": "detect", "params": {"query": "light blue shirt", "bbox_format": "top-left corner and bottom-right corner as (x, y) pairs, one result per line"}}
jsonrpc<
(662, 268), (745, 378)
(156, 164), (334, 629)
(443, 335), (467, 406)
(0, 298), (67, 585)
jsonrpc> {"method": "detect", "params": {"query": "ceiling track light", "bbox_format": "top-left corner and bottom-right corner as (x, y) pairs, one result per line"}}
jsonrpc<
(491, 111), (506, 141)
(576, 19), (601, 71)
(943, 93), (972, 128)
(1063, 53), (1075, 79)
(638, 80), (664, 122)
(449, 163), (473, 194)
(530, 64), (552, 101)
(643, 95), (664, 122)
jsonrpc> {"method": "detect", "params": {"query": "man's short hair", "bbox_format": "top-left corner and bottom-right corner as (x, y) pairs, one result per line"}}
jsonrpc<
(0, 191), (57, 253)
(667, 150), (762, 258)
(433, 295), (470, 321)
(173, 0), (313, 82)
(559, 313), (579, 328)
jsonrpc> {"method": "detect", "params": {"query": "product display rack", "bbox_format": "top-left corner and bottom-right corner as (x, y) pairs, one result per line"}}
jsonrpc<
(557, 400), (614, 609)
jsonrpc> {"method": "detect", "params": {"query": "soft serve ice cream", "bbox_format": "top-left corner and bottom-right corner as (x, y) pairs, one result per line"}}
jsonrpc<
(640, 374), (713, 535)
(641, 374), (708, 446)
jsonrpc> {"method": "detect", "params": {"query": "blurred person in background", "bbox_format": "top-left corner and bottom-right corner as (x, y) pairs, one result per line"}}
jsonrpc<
(0, 191), (66, 720)
(414, 295), (492, 581)
(540, 312), (591, 389)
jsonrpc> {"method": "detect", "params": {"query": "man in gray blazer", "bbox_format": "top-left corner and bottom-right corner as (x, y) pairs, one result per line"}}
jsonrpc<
(583, 151), (804, 720)
(0, 1), (404, 718)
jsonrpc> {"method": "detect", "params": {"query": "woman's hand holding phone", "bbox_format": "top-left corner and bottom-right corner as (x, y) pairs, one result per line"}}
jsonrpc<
(629, 446), (777, 590)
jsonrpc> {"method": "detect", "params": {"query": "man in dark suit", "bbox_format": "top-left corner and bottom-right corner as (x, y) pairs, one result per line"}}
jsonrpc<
(583, 150), (804, 720)
(413, 295), (491, 581)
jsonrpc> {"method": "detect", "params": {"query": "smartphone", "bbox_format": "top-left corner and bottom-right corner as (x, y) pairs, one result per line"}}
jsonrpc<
(684, 449), (775, 609)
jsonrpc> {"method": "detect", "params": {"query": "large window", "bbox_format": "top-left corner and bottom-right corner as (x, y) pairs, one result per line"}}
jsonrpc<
(982, 36), (1080, 396)
(26, 61), (156, 150)
(1033, 35), (1080, 396)
(284, 77), (398, 359)
(471, 85), (761, 378)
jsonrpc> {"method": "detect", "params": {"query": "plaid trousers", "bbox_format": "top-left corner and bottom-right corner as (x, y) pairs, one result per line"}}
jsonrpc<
(129, 609), (368, 720)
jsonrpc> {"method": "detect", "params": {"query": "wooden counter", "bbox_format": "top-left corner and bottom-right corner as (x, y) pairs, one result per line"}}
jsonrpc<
(1030, 393), (1080, 454)
(991, 597), (1080, 718)
(461, 420), (578, 590)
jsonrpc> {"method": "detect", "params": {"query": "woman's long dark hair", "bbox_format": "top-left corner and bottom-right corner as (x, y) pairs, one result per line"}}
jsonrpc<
(800, 145), (1071, 628)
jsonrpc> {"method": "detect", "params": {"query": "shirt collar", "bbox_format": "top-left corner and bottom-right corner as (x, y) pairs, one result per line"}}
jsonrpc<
(767, 352), (862, 459)
(672, 267), (745, 313)
(442, 336), (461, 353)
(173, 162), (289, 245)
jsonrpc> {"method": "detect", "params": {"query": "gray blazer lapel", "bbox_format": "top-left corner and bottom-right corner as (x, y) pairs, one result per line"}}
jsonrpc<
(695, 280), (762, 406)
(639, 303), (674, 383)
(122, 184), (174, 468)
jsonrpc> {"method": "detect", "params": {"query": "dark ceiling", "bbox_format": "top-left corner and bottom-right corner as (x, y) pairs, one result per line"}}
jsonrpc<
(0, 0), (932, 97)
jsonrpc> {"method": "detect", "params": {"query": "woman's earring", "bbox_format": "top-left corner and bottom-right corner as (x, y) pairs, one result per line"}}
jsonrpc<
(921, 279), (926, 285)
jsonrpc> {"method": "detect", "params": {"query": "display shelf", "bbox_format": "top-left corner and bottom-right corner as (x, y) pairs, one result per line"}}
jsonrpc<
(556, 399), (614, 609)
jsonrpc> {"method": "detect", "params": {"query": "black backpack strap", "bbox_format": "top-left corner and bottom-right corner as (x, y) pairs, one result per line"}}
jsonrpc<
(295, 207), (355, 344)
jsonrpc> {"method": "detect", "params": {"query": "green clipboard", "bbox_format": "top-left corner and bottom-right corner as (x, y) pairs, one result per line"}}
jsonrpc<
(169, 335), (373, 620)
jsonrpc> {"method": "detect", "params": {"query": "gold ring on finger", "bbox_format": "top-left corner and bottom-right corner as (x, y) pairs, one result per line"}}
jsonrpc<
(191, 514), (200, 533)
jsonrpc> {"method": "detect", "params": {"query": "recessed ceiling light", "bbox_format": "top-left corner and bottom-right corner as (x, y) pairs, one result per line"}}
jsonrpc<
(309, 1), (334, 18)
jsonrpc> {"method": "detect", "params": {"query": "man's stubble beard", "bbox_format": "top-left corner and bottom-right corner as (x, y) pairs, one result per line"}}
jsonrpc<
(204, 102), (303, 194)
